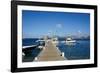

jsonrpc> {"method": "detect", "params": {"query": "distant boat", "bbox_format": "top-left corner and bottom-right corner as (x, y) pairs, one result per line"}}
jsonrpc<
(66, 37), (76, 45)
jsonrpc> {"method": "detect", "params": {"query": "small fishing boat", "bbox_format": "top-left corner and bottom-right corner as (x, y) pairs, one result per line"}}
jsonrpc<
(66, 37), (76, 45)
(66, 37), (76, 43)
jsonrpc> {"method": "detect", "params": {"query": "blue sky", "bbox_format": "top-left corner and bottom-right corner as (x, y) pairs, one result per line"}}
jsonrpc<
(22, 10), (90, 38)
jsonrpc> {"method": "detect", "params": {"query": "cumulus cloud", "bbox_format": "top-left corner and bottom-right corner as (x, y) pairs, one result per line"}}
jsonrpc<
(78, 30), (81, 34)
(56, 24), (62, 29)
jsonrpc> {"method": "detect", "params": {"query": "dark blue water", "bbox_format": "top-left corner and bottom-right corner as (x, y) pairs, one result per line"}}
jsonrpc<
(22, 38), (41, 62)
(22, 39), (90, 62)
(57, 40), (90, 60)
(22, 38), (39, 46)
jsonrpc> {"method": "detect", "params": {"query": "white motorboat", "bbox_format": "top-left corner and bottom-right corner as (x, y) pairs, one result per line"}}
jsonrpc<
(66, 37), (76, 45)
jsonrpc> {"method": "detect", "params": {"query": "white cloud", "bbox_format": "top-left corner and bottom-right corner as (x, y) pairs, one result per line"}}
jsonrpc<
(56, 24), (62, 28)
(78, 30), (81, 34)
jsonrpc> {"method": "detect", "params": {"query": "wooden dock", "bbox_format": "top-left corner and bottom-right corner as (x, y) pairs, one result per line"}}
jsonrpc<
(36, 40), (65, 61)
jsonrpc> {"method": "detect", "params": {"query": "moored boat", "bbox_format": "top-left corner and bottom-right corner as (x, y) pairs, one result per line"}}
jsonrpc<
(66, 37), (76, 45)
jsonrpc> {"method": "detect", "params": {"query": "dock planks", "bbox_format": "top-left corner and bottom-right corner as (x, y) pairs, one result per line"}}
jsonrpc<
(36, 40), (65, 61)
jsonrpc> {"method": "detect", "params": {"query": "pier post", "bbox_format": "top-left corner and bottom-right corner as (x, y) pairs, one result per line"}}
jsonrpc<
(61, 52), (64, 57)
(22, 52), (25, 56)
(34, 57), (38, 61)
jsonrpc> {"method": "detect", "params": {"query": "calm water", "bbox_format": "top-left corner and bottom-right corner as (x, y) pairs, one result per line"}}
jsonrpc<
(22, 38), (41, 62)
(22, 38), (39, 46)
(57, 40), (90, 60)
(22, 38), (90, 62)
